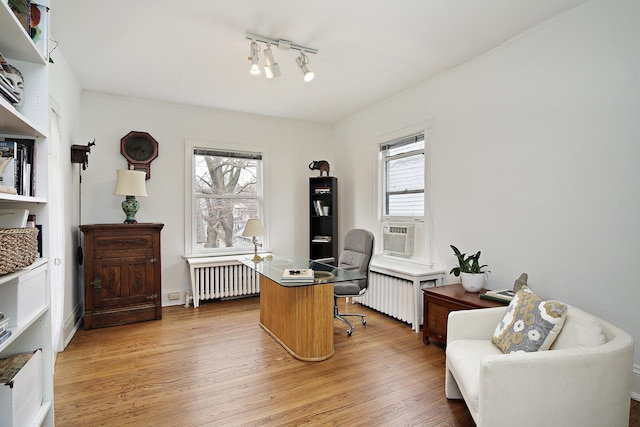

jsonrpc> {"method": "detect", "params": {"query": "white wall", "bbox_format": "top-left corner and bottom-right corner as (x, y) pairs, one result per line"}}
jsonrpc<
(336, 0), (640, 395)
(77, 93), (333, 306)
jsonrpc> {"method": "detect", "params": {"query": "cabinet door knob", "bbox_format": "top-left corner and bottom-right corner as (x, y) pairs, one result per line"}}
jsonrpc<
(90, 278), (102, 289)
(147, 294), (158, 300)
(149, 257), (158, 263)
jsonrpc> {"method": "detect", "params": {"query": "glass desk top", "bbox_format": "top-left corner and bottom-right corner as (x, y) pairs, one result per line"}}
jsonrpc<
(240, 255), (365, 287)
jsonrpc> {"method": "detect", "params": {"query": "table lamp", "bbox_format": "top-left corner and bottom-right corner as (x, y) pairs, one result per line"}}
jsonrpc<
(113, 168), (147, 224)
(242, 219), (264, 261)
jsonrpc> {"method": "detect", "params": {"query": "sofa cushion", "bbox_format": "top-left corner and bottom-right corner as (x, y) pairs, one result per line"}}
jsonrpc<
(446, 340), (503, 412)
(492, 286), (567, 353)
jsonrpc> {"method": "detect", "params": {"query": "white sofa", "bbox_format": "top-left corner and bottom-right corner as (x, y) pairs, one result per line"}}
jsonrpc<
(445, 304), (634, 427)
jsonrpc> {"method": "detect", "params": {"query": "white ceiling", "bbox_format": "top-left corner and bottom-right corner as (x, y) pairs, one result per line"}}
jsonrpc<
(50, 0), (587, 125)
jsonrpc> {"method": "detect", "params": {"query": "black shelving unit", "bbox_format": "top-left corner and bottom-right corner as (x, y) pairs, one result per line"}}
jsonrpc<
(309, 177), (338, 261)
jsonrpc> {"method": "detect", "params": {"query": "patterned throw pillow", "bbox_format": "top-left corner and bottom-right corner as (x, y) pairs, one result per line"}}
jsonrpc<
(492, 286), (567, 353)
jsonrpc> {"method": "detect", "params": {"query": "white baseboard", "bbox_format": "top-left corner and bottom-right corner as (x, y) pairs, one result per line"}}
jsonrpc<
(633, 364), (640, 401)
(62, 300), (84, 350)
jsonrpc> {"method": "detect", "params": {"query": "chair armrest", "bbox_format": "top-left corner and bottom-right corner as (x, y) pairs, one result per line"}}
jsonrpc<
(447, 306), (506, 343)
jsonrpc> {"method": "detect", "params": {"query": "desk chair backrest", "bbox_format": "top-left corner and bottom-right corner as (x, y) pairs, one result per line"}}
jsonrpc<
(337, 229), (374, 291)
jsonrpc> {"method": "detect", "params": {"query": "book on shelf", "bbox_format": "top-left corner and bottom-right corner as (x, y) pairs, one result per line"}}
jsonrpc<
(0, 82), (19, 105)
(314, 187), (331, 194)
(0, 138), (36, 197)
(0, 317), (9, 335)
(480, 288), (515, 304)
(312, 235), (332, 243)
(0, 330), (11, 345)
(0, 139), (16, 191)
(281, 268), (315, 283)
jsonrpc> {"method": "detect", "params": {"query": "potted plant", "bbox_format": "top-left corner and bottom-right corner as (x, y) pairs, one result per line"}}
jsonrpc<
(449, 245), (489, 292)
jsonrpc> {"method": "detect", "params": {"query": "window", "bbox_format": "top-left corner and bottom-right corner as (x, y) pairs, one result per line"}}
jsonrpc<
(380, 132), (425, 219)
(191, 147), (263, 255)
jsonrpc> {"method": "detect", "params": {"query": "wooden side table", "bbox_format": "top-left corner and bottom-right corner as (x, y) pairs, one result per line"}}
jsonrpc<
(422, 283), (505, 346)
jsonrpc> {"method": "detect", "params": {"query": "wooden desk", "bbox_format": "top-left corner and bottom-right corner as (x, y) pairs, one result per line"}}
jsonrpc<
(259, 276), (334, 361)
(243, 255), (365, 362)
(422, 283), (505, 346)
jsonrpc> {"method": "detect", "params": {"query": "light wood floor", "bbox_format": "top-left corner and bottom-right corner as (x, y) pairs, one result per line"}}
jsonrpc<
(54, 297), (639, 427)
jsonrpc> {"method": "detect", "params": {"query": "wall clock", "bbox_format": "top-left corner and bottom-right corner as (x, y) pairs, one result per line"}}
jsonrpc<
(120, 131), (159, 179)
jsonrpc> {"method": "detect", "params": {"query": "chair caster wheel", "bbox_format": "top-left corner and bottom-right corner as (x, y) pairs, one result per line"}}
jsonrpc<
(361, 319), (366, 325)
(347, 329), (353, 336)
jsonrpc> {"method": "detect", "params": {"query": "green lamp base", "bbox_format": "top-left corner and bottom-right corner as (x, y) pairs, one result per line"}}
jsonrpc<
(121, 195), (140, 224)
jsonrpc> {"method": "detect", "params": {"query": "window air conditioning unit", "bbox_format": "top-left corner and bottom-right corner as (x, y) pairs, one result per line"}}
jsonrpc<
(382, 223), (415, 257)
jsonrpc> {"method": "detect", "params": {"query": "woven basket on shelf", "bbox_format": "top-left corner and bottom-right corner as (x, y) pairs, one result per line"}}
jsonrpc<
(0, 227), (39, 275)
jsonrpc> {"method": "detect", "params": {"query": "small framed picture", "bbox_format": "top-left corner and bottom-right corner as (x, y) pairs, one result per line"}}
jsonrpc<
(30, 3), (49, 60)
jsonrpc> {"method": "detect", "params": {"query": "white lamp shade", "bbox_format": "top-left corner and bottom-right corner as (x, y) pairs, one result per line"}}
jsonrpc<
(242, 219), (264, 237)
(113, 169), (148, 197)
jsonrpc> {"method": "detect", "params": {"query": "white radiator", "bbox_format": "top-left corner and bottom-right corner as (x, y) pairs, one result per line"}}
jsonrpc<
(355, 272), (426, 325)
(187, 258), (260, 307)
(354, 256), (445, 332)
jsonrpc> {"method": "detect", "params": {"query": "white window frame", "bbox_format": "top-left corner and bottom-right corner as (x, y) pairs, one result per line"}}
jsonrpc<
(376, 121), (434, 263)
(184, 138), (269, 257)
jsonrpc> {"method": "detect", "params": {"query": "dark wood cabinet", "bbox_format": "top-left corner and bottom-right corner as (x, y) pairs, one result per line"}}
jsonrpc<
(80, 223), (164, 329)
(422, 283), (505, 346)
(309, 177), (338, 261)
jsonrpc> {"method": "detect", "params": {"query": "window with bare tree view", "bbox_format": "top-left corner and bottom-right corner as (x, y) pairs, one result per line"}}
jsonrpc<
(192, 148), (263, 254)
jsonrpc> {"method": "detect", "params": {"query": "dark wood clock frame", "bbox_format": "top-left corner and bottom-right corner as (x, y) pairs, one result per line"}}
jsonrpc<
(120, 131), (159, 179)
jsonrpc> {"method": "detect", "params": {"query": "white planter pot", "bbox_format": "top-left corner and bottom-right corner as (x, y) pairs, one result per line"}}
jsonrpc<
(460, 272), (486, 292)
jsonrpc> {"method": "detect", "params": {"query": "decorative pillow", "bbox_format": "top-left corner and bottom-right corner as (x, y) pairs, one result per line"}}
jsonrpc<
(576, 317), (607, 347)
(492, 286), (567, 353)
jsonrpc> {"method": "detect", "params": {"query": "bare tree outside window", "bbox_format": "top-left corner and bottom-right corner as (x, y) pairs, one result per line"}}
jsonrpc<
(193, 149), (262, 252)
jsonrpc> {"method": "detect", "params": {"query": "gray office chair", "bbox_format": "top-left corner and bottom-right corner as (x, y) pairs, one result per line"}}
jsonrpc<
(333, 229), (374, 335)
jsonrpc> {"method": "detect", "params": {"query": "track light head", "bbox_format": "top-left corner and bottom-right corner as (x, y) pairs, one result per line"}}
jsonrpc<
(248, 40), (261, 75)
(263, 45), (281, 79)
(245, 34), (316, 80)
(296, 51), (314, 82)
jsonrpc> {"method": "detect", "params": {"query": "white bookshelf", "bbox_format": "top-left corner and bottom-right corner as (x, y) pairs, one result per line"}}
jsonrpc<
(0, 1), (53, 426)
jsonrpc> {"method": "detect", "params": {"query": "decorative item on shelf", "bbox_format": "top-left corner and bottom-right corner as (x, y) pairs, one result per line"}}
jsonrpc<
(449, 245), (490, 292)
(113, 168), (147, 224)
(8, 0), (30, 35)
(0, 55), (24, 107)
(29, 2), (49, 60)
(120, 131), (158, 180)
(308, 160), (330, 176)
(242, 219), (264, 262)
(70, 139), (95, 170)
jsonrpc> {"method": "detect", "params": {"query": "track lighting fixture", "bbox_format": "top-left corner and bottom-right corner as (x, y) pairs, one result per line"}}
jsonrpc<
(263, 44), (281, 79)
(248, 40), (261, 75)
(296, 51), (314, 82)
(245, 33), (318, 82)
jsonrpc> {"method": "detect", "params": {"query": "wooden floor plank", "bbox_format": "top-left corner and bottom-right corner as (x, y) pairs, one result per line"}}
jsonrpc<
(54, 296), (639, 426)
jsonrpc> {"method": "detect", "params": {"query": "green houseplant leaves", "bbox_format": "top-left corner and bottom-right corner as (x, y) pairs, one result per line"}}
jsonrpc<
(449, 245), (489, 276)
